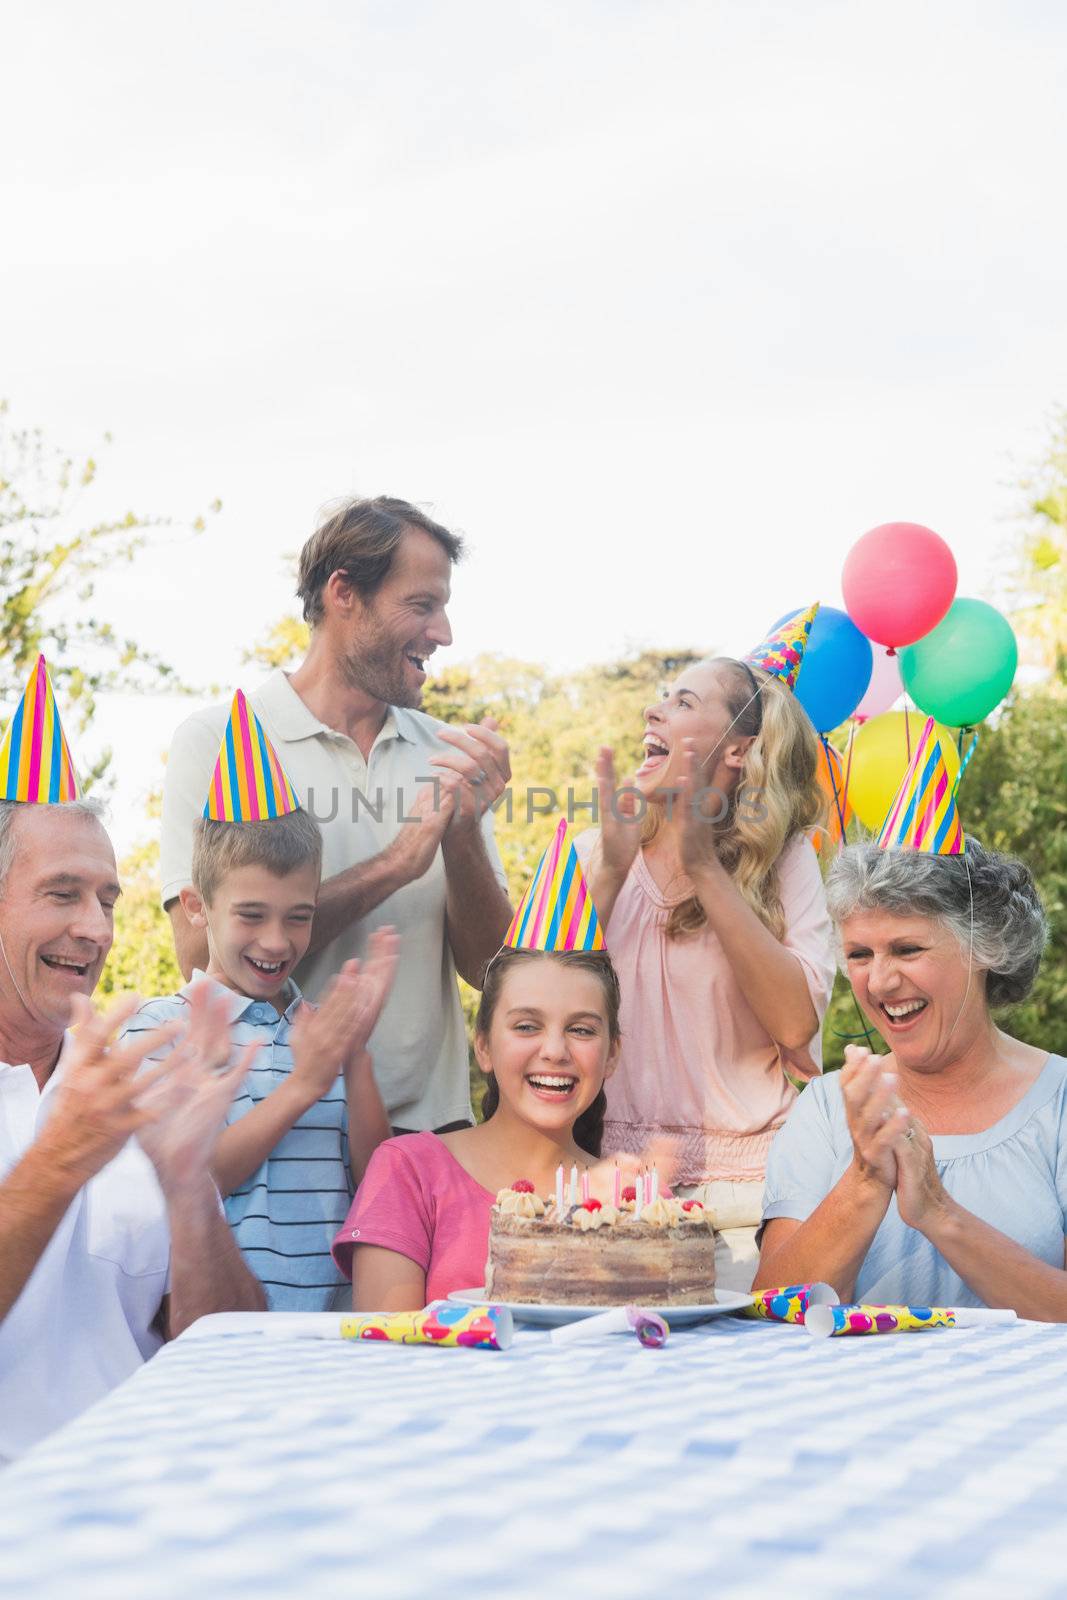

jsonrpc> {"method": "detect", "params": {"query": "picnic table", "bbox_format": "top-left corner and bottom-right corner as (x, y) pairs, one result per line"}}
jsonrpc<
(2, 1312), (1067, 1599)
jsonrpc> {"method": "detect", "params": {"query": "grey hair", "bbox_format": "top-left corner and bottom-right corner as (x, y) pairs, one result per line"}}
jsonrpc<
(0, 797), (109, 895)
(826, 838), (1049, 1009)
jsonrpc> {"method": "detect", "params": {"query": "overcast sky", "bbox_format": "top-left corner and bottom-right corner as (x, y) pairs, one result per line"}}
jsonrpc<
(3, 0), (1065, 850)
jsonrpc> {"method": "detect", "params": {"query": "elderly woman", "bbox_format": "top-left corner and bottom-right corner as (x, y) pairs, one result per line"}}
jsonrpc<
(755, 837), (1067, 1318)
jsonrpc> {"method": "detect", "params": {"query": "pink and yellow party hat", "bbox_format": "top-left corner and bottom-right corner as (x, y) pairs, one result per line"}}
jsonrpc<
(877, 716), (963, 855)
(504, 817), (605, 952)
(203, 690), (301, 822)
(744, 602), (820, 690)
(0, 655), (79, 804)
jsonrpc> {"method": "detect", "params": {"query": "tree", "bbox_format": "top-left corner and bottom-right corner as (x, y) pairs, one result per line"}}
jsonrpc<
(1010, 407), (1067, 681)
(0, 401), (218, 751)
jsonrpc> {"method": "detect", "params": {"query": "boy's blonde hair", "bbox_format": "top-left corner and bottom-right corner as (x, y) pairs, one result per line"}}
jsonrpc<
(192, 811), (324, 904)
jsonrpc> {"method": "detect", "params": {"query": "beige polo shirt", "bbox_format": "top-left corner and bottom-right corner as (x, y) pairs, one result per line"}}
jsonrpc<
(160, 670), (507, 1130)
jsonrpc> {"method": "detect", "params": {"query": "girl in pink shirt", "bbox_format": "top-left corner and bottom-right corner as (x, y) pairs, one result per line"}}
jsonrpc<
(333, 948), (628, 1310)
(579, 656), (835, 1290)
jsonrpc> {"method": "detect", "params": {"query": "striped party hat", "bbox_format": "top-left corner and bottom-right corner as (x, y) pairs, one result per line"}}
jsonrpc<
(744, 602), (819, 690)
(203, 690), (301, 822)
(877, 717), (963, 855)
(504, 818), (605, 952)
(0, 655), (79, 804)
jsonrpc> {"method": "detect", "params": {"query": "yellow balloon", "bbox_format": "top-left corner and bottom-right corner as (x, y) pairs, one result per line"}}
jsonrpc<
(849, 712), (961, 832)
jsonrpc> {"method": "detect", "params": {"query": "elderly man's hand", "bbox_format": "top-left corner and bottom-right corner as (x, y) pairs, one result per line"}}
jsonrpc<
(429, 717), (511, 834)
(841, 1045), (910, 1193)
(36, 994), (181, 1189)
(133, 983), (258, 1197)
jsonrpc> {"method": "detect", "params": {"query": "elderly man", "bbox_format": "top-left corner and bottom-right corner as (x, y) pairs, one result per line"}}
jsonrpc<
(162, 496), (513, 1134)
(0, 796), (265, 1464)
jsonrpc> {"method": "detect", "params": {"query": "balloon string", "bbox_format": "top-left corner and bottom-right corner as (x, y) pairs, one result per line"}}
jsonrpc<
(903, 699), (912, 762)
(953, 731), (978, 797)
(821, 735), (848, 842)
(842, 720), (856, 816)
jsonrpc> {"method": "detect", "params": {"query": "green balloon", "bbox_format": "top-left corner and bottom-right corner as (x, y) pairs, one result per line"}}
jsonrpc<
(899, 599), (1017, 726)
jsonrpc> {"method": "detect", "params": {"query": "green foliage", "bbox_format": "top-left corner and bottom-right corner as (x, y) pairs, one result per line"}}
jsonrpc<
(1012, 407), (1067, 681)
(100, 837), (183, 1002)
(0, 400), (217, 739)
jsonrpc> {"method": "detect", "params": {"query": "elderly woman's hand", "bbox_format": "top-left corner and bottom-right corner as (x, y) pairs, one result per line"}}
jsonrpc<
(841, 1045), (910, 1192)
(892, 1113), (950, 1232)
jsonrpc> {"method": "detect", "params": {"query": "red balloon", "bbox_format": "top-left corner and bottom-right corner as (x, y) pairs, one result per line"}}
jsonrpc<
(842, 522), (957, 649)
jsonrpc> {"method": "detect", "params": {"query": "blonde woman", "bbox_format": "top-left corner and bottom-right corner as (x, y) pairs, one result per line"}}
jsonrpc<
(578, 656), (835, 1289)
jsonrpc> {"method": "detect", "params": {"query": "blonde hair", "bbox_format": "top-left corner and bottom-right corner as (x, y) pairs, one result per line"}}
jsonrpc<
(644, 659), (826, 940)
(192, 810), (323, 904)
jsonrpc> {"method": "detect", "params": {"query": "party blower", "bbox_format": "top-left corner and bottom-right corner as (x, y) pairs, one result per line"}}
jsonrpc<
(745, 1285), (1017, 1339)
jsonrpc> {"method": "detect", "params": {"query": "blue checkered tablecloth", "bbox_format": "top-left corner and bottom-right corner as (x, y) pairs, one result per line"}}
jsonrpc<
(3, 1314), (1067, 1598)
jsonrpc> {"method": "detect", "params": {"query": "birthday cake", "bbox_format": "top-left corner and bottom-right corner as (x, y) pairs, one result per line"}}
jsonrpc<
(485, 1182), (716, 1306)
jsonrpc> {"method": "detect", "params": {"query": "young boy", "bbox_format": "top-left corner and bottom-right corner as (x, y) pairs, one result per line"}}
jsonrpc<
(125, 694), (397, 1311)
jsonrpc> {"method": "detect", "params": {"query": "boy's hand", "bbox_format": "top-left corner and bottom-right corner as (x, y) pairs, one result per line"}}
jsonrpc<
(289, 929), (400, 1102)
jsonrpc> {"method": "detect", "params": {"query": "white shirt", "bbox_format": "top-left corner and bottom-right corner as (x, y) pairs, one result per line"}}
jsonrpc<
(160, 670), (508, 1130)
(0, 1042), (170, 1464)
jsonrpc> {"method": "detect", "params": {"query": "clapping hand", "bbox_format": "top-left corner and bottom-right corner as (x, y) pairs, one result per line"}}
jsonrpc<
(678, 738), (728, 880)
(289, 928), (400, 1101)
(134, 982), (259, 1197)
(428, 717), (511, 833)
(40, 994), (182, 1187)
(592, 748), (643, 884)
(841, 1044), (909, 1191)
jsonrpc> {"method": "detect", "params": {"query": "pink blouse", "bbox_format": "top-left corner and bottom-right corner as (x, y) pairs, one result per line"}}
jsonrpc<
(577, 831), (835, 1186)
(332, 1132), (494, 1304)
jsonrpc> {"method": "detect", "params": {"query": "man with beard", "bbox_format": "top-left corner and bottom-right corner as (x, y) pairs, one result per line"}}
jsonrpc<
(161, 497), (512, 1134)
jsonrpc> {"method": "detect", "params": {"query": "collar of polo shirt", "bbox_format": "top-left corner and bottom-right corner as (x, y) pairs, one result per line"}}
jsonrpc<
(184, 969), (304, 1024)
(257, 670), (417, 748)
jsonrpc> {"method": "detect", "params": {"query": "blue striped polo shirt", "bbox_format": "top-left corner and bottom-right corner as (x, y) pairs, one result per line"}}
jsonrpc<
(120, 973), (352, 1312)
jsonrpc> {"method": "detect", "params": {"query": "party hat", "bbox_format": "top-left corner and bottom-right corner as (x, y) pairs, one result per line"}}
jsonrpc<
(0, 655), (79, 804)
(203, 690), (301, 822)
(743, 602), (819, 690)
(504, 817), (605, 952)
(877, 716), (963, 855)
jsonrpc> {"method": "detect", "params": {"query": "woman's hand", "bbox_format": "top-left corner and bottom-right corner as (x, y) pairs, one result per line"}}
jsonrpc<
(592, 747), (643, 884)
(892, 1115), (950, 1232)
(841, 1044), (909, 1192)
(678, 739), (728, 881)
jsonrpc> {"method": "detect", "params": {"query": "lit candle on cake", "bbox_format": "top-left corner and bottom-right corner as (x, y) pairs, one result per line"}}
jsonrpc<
(613, 1163), (621, 1208)
(555, 1165), (564, 1213)
(581, 1170), (590, 1204)
(569, 1164), (578, 1207)
(635, 1174), (644, 1215)
(650, 1167), (659, 1204)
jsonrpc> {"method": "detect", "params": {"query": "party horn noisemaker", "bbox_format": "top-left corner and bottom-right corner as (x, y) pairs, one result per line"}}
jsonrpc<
(742, 1283), (839, 1325)
(550, 1305), (670, 1347)
(804, 1304), (1018, 1339)
(340, 1301), (513, 1349)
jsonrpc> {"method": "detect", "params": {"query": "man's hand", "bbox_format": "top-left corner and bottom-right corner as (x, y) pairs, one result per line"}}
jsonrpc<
(429, 717), (511, 835)
(36, 994), (181, 1189)
(134, 983), (258, 1198)
(384, 779), (456, 885)
(289, 928), (400, 1102)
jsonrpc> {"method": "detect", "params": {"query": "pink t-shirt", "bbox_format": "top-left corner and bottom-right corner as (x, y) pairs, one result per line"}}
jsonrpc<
(332, 1132), (494, 1304)
(576, 831), (835, 1186)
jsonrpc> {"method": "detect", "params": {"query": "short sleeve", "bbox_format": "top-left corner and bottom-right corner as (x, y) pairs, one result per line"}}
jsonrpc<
(160, 707), (227, 910)
(116, 995), (187, 1062)
(331, 1141), (433, 1281)
(777, 834), (837, 1076)
(760, 1076), (841, 1234)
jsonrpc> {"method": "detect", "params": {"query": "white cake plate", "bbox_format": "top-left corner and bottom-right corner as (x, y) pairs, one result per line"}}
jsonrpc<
(446, 1287), (753, 1328)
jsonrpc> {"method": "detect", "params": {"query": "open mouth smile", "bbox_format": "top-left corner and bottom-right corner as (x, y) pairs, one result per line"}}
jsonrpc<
(41, 953), (92, 979)
(525, 1073), (578, 1100)
(637, 732), (670, 776)
(878, 998), (929, 1030)
(245, 955), (287, 980)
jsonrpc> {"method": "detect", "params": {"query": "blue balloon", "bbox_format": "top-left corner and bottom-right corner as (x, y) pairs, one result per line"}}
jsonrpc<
(771, 605), (873, 733)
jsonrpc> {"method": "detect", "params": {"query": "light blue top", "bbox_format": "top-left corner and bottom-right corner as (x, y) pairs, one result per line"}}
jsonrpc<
(762, 1054), (1067, 1308)
(121, 974), (352, 1312)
